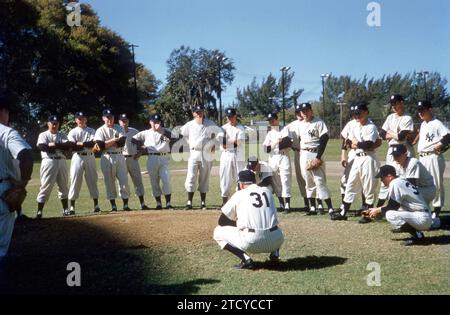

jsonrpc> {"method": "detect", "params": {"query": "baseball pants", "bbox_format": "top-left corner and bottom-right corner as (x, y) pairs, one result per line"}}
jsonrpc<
(268, 154), (291, 198)
(220, 151), (245, 198)
(214, 225), (284, 254)
(420, 154), (446, 208)
(343, 154), (379, 205)
(36, 158), (69, 203)
(100, 154), (129, 200)
(68, 153), (99, 200)
(340, 159), (354, 195)
(300, 150), (331, 199)
(125, 156), (145, 197)
(293, 151), (307, 197)
(147, 155), (171, 197)
(0, 182), (16, 258)
(386, 210), (432, 232)
(185, 153), (213, 193)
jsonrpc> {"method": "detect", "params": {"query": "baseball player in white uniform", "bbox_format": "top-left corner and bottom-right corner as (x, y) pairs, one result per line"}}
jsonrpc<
(118, 113), (149, 210)
(94, 109), (130, 211)
(263, 112), (292, 212)
(36, 115), (71, 218)
(217, 108), (246, 206)
(391, 144), (435, 205)
(286, 105), (309, 211)
(416, 100), (450, 220)
(378, 94), (415, 206)
(295, 103), (336, 215)
(365, 165), (432, 246)
(180, 104), (220, 209)
(132, 114), (172, 209)
(331, 103), (380, 221)
(213, 170), (284, 269)
(0, 96), (33, 259)
(67, 112), (100, 214)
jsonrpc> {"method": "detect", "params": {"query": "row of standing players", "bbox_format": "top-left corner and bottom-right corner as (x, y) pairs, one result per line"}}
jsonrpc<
(34, 95), (449, 227)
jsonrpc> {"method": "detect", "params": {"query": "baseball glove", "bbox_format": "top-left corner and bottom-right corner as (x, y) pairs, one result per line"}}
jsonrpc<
(278, 136), (293, 150)
(92, 143), (102, 154)
(2, 182), (27, 213)
(306, 158), (322, 171)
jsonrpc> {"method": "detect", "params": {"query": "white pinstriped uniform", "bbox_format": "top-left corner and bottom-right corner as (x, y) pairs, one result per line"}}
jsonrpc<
(94, 124), (129, 200)
(339, 119), (358, 195)
(122, 127), (145, 197)
(286, 119), (307, 197)
(67, 126), (99, 200)
(133, 128), (172, 197)
(36, 131), (69, 203)
(217, 123), (246, 198)
(417, 118), (449, 208)
(263, 126), (292, 198)
(214, 184), (284, 254)
(0, 123), (31, 258)
(393, 157), (435, 205)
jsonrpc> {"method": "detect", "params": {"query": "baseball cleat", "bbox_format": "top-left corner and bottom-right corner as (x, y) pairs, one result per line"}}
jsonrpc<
(185, 203), (193, 210)
(358, 216), (372, 224)
(94, 206), (101, 213)
(391, 223), (416, 234)
(156, 204), (163, 210)
(401, 232), (426, 246)
(201, 202), (207, 210)
(305, 207), (317, 216)
(111, 206), (118, 212)
(69, 207), (75, 216)
(284, 203), (290, 214)
(63, 209), (70, 216)
(234, 258), (254, 270)
(36, 210), (43, 219)
(165, 203), (172, 209)
(123, 205), (131, 211)
(140, 204), (150, 210)
(330, 213), (347, 221)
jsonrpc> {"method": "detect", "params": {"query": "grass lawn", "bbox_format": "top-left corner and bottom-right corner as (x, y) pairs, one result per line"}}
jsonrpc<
(4, 140), (449, 295)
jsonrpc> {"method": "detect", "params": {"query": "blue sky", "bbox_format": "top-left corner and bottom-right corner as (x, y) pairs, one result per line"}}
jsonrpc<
(85, 0), (449, 105)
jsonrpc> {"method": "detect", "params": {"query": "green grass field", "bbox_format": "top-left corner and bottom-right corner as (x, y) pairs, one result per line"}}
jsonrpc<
(4, 139), (449, 295)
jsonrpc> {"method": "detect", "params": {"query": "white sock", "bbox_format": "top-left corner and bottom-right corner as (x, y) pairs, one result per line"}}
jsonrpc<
(243, 253), (251, 260)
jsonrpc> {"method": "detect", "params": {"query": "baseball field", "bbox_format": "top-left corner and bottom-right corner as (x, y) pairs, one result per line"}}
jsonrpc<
(1, 140), (449, 295)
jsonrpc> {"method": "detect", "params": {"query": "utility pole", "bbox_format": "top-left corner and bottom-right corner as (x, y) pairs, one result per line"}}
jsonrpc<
(216, 56), (228, 125)
(280, 66), (291, 126)
(129, 44), (139, 109)
(321, 73), (330, 120)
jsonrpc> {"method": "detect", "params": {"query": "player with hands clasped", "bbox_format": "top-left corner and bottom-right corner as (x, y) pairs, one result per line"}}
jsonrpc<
(94, 109), (130, 212)
(263, 112), (293, 212)
(132, 114), (172, 209)
(213, 170), (284, 269)
(67, 112), (100, 214)
(363, 165), (432, 246)
(36, 115), (72, 218)
(416, 100), (450, 223)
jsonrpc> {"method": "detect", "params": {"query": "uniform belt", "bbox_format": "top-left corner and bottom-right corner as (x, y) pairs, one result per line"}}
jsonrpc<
(419, 152), (435, 157)
(47, 156), (63, 160)
(123, 155), (133, 157)
(149, 152), (169, 156)
(77, 152), (93, 156)
(302, 148), (318, 153)
(104, 151), (122, 155)
(191, 148), (202, 151)
(247, 226), (278, 233)
(356, 152), (368, 157)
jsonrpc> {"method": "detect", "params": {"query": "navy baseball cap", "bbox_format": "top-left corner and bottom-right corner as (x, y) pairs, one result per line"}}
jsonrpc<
(48, 115), (59, 123)
(299, 103), (312, 111)
(266, 112), (278, 121)
(390, 144), (407, 157)
(150, 114), (162, 122)
(75, 111), (86, 118)
(390, 94), (404, 104)
(192, 104), (204, 112)
(238, 170), (256, 184)
(247, 156), (259, 171)
(351, 102), (369, 114)
(417, 100), (432, 111)
(102, 109), (113, 117)
(375, 165), (397, 179)
(294, 103), (303, 113)
(119, 113), (128, 120)
(225, 108), (237, 117)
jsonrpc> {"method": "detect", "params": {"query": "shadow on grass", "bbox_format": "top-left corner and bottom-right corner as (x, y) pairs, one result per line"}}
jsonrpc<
(253, 256), (347, 272)
(0, 217), (219, 294)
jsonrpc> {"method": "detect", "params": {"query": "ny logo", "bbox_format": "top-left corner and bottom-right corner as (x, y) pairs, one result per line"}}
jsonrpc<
(425, 132), (435, 142)
(308, 129), (318, 138)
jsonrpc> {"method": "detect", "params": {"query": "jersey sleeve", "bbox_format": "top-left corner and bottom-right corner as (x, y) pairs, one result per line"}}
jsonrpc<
(341, 121), (350, 139)
(221, 192), (239, 221)
(67, 130), (76, 142)
(180, 122), (189, 138)
(237, 126), (246, 141)
(317, 120), (329, 137)
(365, 125), (379, 142)
(262, 131), (271, 147)
(399, 116), (414, 131)
(7, 129), (31, 159)
(407, 160), (420, 179)
(388, 180), (404, 205)
(133, 131), (145, 142)
(381, 116), (390, 132)
(37, 132), (46, 146)
(436, 120), (450, 138)
(94, 128), (104, 142)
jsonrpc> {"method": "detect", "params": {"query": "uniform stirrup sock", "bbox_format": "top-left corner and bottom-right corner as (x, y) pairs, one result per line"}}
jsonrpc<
(200, 193), (206, 204)
(222, 197), (228, 205)
(317, 198), (323, 207)
(139, 195), (145, 205)
(324, 198), (333, 209)
(224, 244), (247, 261)
(308, 198), (316, 209)
(433, 207), (442, 217)
(93, 199), (99, 207)
(38, 202), (45, 212)
(122, 198), (129, 207)
(110, 199), (116, 207)
(304, 197), (310, 208)
(278, 197), (284, 207)
(341, 194), (345, 203)
(70, 200), (75, 208)
(61, 199), (68, 210)
(340, 202), (351, 216)
(188, 192), (194, 203)
(165, 194), (171, 204)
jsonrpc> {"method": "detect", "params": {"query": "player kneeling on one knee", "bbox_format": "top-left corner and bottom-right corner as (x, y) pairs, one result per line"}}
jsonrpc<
(213, 170), (284, 269)
(363, 165), (433, 246)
